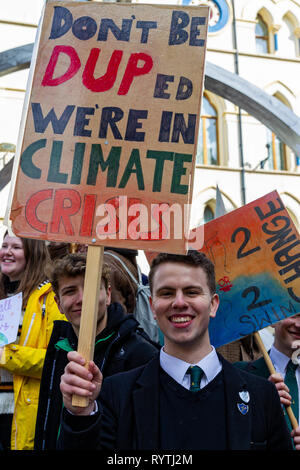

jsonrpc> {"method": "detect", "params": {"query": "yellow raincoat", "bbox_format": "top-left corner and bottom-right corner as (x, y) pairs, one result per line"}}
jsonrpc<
(0, 282), (65, 450)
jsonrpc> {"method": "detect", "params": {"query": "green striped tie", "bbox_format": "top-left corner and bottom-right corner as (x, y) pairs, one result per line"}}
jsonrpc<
(187, 366), (204, 392)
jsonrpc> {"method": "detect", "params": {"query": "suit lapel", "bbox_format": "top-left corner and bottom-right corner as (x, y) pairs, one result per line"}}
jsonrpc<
(221, 356), (252, 450)
(132, 357), (160, 449)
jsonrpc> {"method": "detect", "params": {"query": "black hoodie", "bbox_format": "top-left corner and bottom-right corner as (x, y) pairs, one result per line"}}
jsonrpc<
(34, 302), (159, 450)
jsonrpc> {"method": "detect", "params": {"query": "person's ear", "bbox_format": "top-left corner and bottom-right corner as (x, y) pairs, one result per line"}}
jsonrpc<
(54, 295), (63, 314)
(106, 285), (112, 306)
(209, 293), (219, 319)
(149, 296), (157, 321)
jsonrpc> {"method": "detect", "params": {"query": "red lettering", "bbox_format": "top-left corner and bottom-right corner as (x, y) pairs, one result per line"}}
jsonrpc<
(103, 196), (120, 234)
(24, 190), (171, 242)
(99, 196), (168, 240)
(50, 189), (81, 235)
(100, 196), (142, 237)
(148, 203), (169, 240)
(127, 198), (142, 231)
(79, 194), (97, 237)
(25, 189), (53, 233)
(82, 48), (123, 92)
(118, 52), (153, 95)
(42, 47), (153, 94)
(42, 45), (81, 87)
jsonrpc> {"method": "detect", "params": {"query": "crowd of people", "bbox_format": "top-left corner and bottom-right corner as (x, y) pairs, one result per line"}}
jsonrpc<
(0, 231), (299, 451)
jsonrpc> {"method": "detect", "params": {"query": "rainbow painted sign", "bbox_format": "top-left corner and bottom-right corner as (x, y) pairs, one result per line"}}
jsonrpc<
(194, 191), (300, 347)
(146, 191), (300, 347)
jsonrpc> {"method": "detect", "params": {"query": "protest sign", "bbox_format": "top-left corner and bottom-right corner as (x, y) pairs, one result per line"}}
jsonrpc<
(9, 0), (209, 255)
(146, 191), (300, 347)
(7, 1), (209, 406)
(196, 190), (300, 347)
(0, 293), (22, 347)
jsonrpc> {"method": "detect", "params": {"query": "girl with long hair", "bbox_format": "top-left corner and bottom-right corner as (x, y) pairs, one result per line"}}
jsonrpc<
(0, 231), (65, 450)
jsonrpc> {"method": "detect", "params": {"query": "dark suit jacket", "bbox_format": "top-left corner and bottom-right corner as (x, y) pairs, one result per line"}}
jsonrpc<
(234, 356), (297, 437)
(58, 354), (292, 451)
(234, 356), (270, 378)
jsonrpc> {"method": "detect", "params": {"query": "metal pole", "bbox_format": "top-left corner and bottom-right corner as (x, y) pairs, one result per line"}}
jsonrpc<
(231, 0), (246, 205)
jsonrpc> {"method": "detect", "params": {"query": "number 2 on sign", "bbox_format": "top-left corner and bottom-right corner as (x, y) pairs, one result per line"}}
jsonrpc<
(231, 227), (261, 259)
(242, 286), (272, 311)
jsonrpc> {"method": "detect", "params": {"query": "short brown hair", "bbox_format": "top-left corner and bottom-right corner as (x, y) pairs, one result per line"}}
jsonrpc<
(148, 250), (216, 295)
(50, 253), (110, 296)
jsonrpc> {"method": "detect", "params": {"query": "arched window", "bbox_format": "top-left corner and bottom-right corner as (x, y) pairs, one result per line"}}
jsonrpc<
(203, 205), (214, 223)
(265, 129), (287, 171)
(278, 14), (297, 57)
(197, 96), (218, 165)
(255, 14), (269, 53)
(263, 92), (295, 171)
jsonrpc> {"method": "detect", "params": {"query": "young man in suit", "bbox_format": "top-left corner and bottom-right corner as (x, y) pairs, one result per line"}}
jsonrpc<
(235, 314), (300, 449)
(58, 250), (293, 450)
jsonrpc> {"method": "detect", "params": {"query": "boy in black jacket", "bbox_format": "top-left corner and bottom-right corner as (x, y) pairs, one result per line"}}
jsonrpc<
(34, 253), (159, 450)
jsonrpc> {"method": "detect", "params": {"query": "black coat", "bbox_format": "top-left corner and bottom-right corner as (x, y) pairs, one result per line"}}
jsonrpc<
(58, 354), (292, 451)
(34, 302), (159, 450)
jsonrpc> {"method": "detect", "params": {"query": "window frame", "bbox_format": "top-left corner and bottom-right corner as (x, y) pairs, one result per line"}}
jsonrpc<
(198, 95), (219, 166)
(271, 132), (287, 171)
(255, 13), (271, 53)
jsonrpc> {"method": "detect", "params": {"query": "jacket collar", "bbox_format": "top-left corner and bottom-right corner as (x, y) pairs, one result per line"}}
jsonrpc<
(104, 302), (138, 336)
(131, 354), (253, 450)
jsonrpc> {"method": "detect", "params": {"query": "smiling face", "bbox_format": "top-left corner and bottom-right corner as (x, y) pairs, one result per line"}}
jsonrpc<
(273, 314), (300, 358)
(0, 235), (26, 281)
(150, 261), (219, 362)
(55, 274), (111, 336)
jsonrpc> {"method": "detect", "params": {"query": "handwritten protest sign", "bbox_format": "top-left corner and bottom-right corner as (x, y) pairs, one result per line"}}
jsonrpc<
(195, 191), (300, 347)
(146, 191), (300, 347)
(9, 1), (209, 254)
(0, 293), (22, 347)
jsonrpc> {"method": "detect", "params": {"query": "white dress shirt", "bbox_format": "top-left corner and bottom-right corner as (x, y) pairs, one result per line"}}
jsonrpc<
(269, 345), (300, 422)
(159, 346), (222, 390)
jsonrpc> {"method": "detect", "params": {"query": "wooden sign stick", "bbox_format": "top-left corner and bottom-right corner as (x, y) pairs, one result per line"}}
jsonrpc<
(254, 331), (298, 430)
(72, 244), (104, 407)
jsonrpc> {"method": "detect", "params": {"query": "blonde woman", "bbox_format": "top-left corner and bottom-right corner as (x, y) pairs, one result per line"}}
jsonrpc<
(0, 232), (65, 450)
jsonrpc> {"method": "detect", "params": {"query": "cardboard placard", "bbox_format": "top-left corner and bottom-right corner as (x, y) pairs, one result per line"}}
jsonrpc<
(201, 191), (300, 347)
(9, 1), (209, 254)
(146, 191), (300, 347)
(0, 293), (22, 347)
